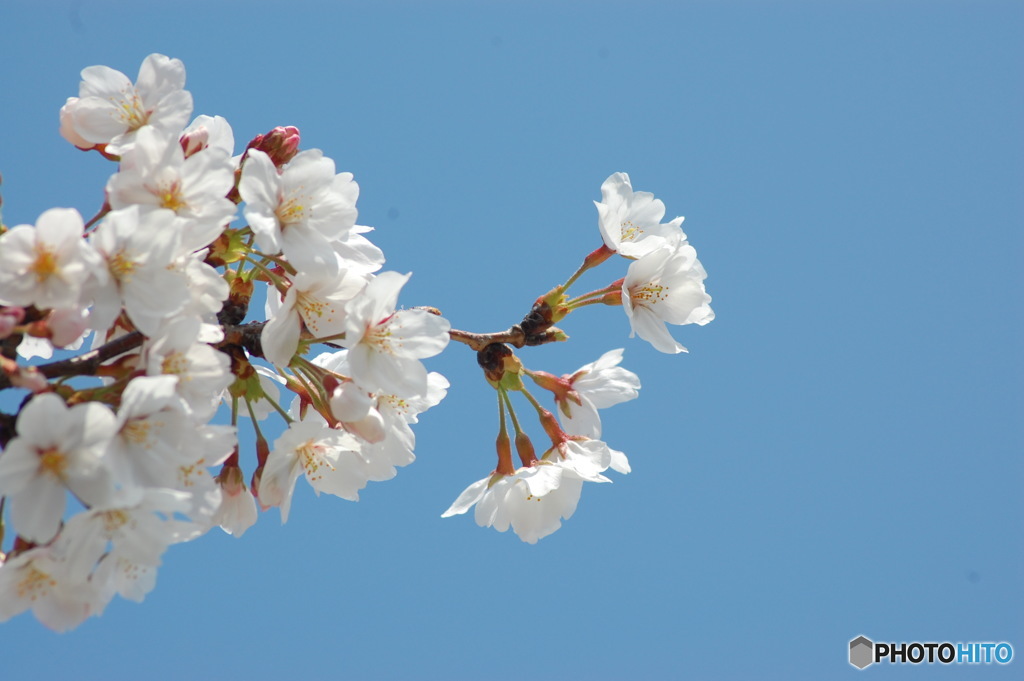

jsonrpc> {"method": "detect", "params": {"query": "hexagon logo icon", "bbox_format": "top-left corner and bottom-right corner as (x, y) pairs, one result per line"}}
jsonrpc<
(850, 636), (874, 669)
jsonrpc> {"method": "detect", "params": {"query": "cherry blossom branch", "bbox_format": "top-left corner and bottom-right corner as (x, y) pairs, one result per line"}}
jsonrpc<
(0, 331), (144, 391)
(447, 325), (567, 352)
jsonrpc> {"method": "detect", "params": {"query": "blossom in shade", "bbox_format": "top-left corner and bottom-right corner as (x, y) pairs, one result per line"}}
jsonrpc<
(213, 465), (258, 538)
(143, 317), (232, 421)
(58, 488), (200, 582)
(0, 546), (103, 632)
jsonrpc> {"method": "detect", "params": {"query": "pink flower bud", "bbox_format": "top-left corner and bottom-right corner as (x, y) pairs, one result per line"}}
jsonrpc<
(0, 306), (25, 339)
(59, 97), (98, 151)
(245, 126), (301, 167)
(47, 307), (89, 347)
(180, 127), (210, 157)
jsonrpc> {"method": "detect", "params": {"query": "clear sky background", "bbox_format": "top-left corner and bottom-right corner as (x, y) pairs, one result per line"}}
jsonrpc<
(0, 1), (1021, 679)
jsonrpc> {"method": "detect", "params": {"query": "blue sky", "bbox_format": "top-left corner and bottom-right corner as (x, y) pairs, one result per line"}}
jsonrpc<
(0, 1), (1021, 679)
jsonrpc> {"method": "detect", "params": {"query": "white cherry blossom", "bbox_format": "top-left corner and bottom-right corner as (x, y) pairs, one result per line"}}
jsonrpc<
(58, 488), (200, 581)
(0, 208), (101, 310)
(0, 545), (104, 632)
(0, 393), (116, 543)
(341, 271), (450, 396)
(143, 317), (233, 420)
(257, 419), (370, 523)
(442, 461), (601, 544)
(554, 349), (641, 440)
(93, 554), (158, 604)
(170, 250), (231, 343)
(107, 375), (194, 489)
(622, 241), (714, 354)
(213, 466), (258, 538)
(61, 53), (193, 155)
(239, 148), (360, 273)
(262, 264), (368, 368)
(181, 114), (235, 158)
(89, 206), (191, 335)
(595, 172), (685, 258)
(107, 126), (236, 253)
(332, 225), (385, 274)
(311, 349), (449, 478)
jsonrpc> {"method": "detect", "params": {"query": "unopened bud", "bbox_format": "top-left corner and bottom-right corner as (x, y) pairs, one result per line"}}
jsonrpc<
(47, 307), (89, 347)
(245, 126), (301, 167)
(180, 128), (209, 157)
(0, 307), (24, 339)
(59, 97), (97, 151)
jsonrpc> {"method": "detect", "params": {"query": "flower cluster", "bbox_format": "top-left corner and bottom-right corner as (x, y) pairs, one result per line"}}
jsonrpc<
(441, 173), (713, 543)
(0, 55), (714, 631)
(0, 54), (450, 630)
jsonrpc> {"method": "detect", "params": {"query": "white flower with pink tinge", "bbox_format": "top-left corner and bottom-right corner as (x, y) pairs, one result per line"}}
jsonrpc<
(60, 53), (193, 155)
(341, 271), (450, 397)
(622, 241), (714, 354)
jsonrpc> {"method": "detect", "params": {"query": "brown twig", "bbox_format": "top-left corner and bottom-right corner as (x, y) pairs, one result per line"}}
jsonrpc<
(0, 331), (145, 391)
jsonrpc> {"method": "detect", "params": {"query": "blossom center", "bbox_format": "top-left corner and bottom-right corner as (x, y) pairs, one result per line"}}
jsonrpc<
(366, 322), (399, 355)
(297, 294), (337, 336)
(157, 181), (188, 213)
(276, 195), (308, 227)
(297, 440), (334, 482)
(30, 245), (59, 282)
(620, 220), (644, 243)
(100, 509), (131, 535)
(114, 89), (150, 132)
(161, 352), (190, 378)
(17, 565), (56, 601)
(178, 461), (205, 488)
(632, 283), (668, 306)
(37, 446), (68, 479)
(108, 250), (138, 282)
(121, 418), (154, 446)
